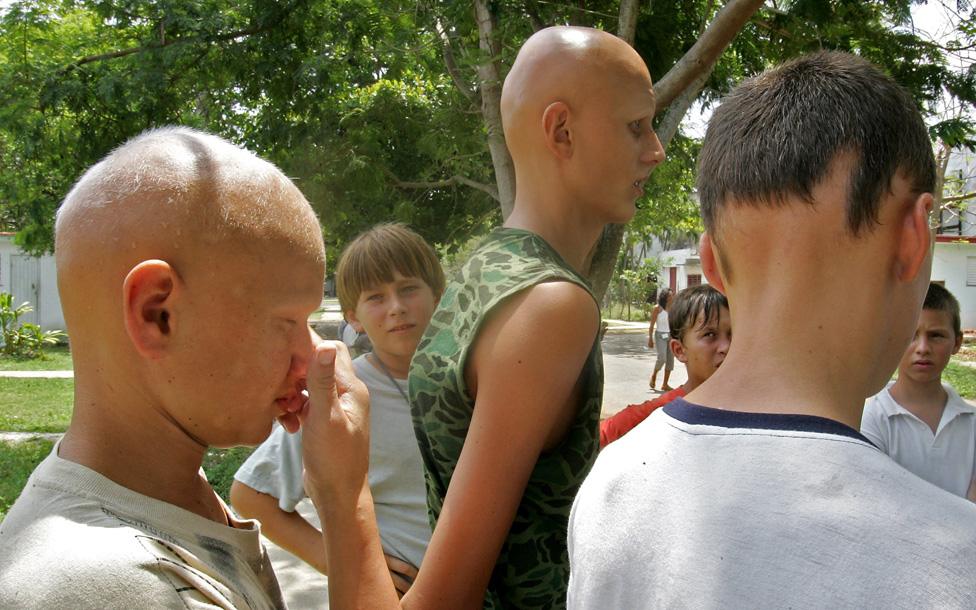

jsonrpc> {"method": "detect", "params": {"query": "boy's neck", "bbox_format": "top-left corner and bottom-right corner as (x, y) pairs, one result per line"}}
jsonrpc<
(889, 375), (948, 427)
(59, 380), (229, 524)
(369, 351), (410, 380)
(505, 195), (609, 273)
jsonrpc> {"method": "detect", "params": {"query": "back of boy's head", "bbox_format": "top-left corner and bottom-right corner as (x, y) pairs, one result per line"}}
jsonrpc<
(336, 223), (445, 313)
(656, 289), (671, 310)
(669, 285), (729, 342)
(923, 283), (961, 338)
(698, 51), (934, 241)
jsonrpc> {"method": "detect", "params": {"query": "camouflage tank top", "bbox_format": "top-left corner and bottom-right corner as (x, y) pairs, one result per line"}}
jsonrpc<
(409, 227), (603, 609)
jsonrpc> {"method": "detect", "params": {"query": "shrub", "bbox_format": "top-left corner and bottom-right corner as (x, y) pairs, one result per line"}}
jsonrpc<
(0, 293), (66, 359)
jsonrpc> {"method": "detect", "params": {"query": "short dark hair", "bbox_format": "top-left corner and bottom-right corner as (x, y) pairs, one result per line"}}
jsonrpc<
(923, 283), (961, 339)
(698, 51), (934, 238)
(336, 223), (445, 314)
(669, 285), (729, 342)
(656, 289), (671, 309)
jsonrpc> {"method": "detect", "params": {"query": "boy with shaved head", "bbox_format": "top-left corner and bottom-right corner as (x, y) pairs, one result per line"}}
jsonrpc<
(0, 127), (325, 608)
(296, 26), (664, 608)
(569, 52), (976, 607)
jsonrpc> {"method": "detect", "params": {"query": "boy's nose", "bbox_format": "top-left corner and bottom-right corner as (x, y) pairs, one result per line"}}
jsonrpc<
(914, 336), (931, 354)
(291, 326), (319, 378)
(388, 295), (407, 315)
(642, 131), (666, 168)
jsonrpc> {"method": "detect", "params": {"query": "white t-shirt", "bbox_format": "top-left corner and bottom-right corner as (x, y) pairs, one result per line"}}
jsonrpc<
(568, 399), (976, 609)
(655, 308), (669, 334)
(234, 354), (431, 568)
(861, 381), (976, 498)
(0, 443), (285, 609)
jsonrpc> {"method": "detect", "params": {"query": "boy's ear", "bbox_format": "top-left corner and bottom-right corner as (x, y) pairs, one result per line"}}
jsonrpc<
(542, 101), (573, 159)
(669, 337), (689, 364)
(344, 310), (365, 334)
(700, 232), (726, 295)
(122, 260), (179, 359)
(953, 331), (963, 355)
(895, 192), (933, 283)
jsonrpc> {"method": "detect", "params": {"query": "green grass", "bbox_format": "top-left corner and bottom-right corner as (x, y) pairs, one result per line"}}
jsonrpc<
(0, 438), (54, 521)
(0, 441), (253, 524)
(0, 345), (73, 371)
(204, 446), (255, 502)
(0, 378), (73, 432)
(604, 300), (651, 322)
(944, 361), (976, 399)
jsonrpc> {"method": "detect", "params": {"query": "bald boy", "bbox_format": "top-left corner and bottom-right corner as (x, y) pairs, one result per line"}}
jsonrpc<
(569, 52), (976, 607)
(0, 127), (326, 608)
(297, 26), (664, 608)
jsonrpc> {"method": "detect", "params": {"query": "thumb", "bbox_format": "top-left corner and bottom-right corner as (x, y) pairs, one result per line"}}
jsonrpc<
(302, 341), (368, 427)
(306, 342), (339, 400)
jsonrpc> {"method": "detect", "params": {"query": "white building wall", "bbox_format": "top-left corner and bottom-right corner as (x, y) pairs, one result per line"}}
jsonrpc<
(0, 235), (65, 331)
(930, 241), (976, 330)
(38, 256), (64, 330)
(657, 248), (706, 293)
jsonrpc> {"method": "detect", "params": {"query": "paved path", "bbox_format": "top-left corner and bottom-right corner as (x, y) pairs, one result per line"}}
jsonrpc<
(601, 330), (686, 417)
(0, 370), (73, 377)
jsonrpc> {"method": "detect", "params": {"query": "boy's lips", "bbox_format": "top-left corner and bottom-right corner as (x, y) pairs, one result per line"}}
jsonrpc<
(389, 323), (415, 333)
(274, 386), (308, 415)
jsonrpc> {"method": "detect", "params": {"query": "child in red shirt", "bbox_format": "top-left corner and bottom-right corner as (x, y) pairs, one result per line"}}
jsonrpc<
(601, 285), (731, 447)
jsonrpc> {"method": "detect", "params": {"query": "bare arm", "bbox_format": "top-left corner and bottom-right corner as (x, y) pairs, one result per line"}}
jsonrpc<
(229, 480), (328, 574)
(648, 306), (659, 346)
(302, 283), (599, 608)
(300, 343), (400, 608)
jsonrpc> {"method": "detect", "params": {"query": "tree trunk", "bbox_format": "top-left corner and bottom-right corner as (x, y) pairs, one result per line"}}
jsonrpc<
(584, 0), (765, 301)
(617, 0), (641, 44)
(474, 0), (517, 219)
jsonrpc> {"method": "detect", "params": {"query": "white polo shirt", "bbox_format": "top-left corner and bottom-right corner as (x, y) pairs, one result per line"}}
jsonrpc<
(861, 382), (976, 498)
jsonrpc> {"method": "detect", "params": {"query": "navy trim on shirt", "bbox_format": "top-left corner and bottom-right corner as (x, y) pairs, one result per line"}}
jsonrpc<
(663, 398), (874, 445)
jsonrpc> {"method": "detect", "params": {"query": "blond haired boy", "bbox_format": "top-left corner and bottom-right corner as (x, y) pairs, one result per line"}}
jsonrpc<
(0, 127), (324, 608)
(231, 223), (443, 594)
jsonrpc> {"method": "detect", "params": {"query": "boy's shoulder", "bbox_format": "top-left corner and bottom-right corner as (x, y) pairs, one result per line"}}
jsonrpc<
(868, 381), (976, 418)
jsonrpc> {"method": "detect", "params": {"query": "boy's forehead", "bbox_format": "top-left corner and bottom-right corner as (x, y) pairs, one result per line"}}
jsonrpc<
(919, 307), (954, 329)
(359, 271), (427, 293)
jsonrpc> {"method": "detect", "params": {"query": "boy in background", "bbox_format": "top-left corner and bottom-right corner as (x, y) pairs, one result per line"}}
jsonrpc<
(569, 51), (976, 607)
(601, 284), (730, 447)
(231, 223), (443, 594)
(861, 282), (976, 500)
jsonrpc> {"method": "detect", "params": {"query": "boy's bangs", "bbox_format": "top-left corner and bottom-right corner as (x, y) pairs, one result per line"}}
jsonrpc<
(669, 285), (729, 341)
(336, 223), (446, 312)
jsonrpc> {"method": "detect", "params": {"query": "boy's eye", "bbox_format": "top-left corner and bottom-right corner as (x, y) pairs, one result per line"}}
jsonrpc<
(629, 120), (642, 134)
(366, 293), (383, 302)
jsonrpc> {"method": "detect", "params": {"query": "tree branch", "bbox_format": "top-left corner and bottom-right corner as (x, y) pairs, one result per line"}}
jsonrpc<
(944, 191), (976, 204)
(387, 171), (499, 201)
(59, 7), (295, 74)
(435, 20), (479, 107)
(654, 0), (765, 112)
